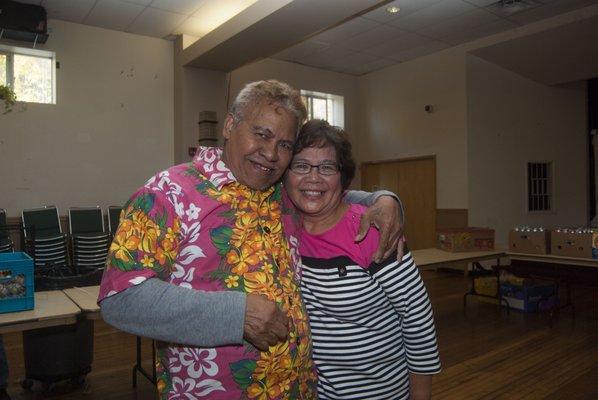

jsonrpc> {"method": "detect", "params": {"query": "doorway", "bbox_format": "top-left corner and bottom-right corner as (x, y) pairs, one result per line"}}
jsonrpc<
(361, 156), (436, 250)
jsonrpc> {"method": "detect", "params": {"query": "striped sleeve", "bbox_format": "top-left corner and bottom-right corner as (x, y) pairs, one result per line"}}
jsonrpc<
(369, 251), (441, 375)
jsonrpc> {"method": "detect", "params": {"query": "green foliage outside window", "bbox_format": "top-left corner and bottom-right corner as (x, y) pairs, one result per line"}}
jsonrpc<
(0, 84), (17, 114)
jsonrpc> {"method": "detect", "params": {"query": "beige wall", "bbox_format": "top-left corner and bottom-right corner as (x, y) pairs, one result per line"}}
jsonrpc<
(358, 49), (468, 209)
(0, 20), (174, 217)
(357, 8), (590, 242)
(467, 55), (587, 245)
(174, 35), (228, 164)
(174, 65), (227, 164)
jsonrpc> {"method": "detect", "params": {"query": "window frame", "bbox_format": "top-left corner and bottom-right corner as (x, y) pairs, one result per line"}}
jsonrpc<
(0, 43), (56, 104)
(300, 89), (344, 128)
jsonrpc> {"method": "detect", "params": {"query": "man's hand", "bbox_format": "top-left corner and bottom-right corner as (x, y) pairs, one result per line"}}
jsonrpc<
(243, 294), (289, 351)
(355, 195), (405, 263)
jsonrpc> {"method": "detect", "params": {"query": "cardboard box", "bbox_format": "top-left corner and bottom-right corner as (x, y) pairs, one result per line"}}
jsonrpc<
(550, 230), (597, 259)
(508, 230), (550, 254)
(436, 227), (495, 252)
(500, 281), (556, 313)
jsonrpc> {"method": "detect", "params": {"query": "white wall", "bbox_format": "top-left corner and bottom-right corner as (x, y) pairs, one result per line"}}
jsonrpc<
(467, 55), (587, 245)
(0, 20), (174, 217)
(358, 49), (469, 209)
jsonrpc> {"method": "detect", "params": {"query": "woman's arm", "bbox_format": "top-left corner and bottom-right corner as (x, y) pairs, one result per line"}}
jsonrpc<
(410, 373), (432, 400)
(369, 252), (442, 380)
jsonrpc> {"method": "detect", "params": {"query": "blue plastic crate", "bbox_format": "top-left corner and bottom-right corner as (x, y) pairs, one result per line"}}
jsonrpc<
(0, 252), (35, 313)
(500, 281), (556, 313)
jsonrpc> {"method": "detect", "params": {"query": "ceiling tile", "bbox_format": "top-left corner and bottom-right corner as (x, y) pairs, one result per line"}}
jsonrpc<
(188, 0), (258, 34)
(507, 0), (598, 24)
(485, 0), (544, 17)
(340, 59), (395, 75)
(41, 0), (96, 23)
(337, 51), (380, 68)
(121, 0), (153, 5)
(418, 8), (500, 39)
(363, 33), (434, 58)
(462, 0), (496, 6)
(361, 0), (445, 23)
(341, 24), (406, 51)
(151, 0), (207, 15)
(309, 17), (379, 45)
(389, 40), (450, 62)
(442, 18), (517, 44)
(85, 0), (145, 32)
(175, 16), (211, 37)
(388, 0), (477, 31)
(126, 6), (187, 38)
(347, 57), (399, 75)
(273, 41), (329, 62)
(300, 46), (357, 69)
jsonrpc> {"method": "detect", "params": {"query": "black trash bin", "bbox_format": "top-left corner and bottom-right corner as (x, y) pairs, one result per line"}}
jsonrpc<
(22, 265), (102, 394)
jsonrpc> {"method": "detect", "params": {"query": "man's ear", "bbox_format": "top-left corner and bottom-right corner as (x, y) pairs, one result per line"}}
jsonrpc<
(223, 114), (235, 140)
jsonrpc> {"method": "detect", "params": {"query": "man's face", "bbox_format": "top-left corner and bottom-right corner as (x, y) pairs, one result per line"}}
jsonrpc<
(222, 102), (296, 190)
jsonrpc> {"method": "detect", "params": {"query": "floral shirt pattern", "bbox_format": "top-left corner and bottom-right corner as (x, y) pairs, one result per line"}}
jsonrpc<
(98, 147), (316, 399)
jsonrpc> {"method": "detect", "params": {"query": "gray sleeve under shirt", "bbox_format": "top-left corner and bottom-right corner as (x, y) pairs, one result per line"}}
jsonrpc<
(100, 278), (247, 347)
(101, 190), (402, 345)
(345, 190), (405, 225)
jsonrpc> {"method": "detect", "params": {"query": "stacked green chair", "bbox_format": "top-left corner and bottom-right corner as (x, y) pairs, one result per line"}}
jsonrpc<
(21, 206), (69, 268)
(69, 207), (110, 270)
(107, 205), (122, 237)
(0, 209), (14, 253)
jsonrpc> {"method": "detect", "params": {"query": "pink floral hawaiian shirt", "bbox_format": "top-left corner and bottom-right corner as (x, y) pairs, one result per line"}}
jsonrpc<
(98, 147), (316, 399)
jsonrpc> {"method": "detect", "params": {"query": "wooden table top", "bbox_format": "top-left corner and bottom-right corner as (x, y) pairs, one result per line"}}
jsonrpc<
(63, 285), (101, 317)
(0, 290), (81, 334)
(507, 251), (598, 268)
(411, 248), (507, 268)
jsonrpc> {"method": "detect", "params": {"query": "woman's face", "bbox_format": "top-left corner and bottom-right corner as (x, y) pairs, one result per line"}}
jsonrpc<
(285, 145), (344, 219)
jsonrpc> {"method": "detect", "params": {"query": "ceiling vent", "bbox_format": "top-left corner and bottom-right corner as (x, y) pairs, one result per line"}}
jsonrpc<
(486, 0), (544, 16)
(0, 0), (49, 45)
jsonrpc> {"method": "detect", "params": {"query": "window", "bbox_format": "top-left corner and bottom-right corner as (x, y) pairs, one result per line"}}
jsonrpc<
(527, 162), (553, 212)
(301, 90), (344, 128)
(0, 44), (55, 104)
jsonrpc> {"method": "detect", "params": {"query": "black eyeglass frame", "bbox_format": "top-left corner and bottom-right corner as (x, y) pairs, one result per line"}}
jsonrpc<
(289, 162), (341, 176)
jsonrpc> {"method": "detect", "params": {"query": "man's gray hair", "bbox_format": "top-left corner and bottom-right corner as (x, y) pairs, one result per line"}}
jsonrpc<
(229, 80), (307, 134)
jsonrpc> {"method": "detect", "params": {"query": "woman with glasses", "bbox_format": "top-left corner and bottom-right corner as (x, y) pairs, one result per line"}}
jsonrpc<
(284, 119), (441, 400)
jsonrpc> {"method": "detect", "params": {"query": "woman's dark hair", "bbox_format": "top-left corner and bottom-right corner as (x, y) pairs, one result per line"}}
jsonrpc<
(294, 119), (356, 191)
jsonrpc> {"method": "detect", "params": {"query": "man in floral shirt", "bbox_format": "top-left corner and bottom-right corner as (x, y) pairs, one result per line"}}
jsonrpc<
(99, 80), (403, 399)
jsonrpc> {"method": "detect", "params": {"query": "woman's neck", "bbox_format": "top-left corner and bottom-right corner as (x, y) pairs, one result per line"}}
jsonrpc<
(303, 202), (349, 235)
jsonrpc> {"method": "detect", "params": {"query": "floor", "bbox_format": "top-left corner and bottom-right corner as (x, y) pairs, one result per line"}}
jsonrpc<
(3, 268), (598, 399)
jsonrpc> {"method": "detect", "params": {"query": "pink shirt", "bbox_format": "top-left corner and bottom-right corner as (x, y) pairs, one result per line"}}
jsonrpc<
(300, 204), (378, 267)
(99, 147), (316, 399)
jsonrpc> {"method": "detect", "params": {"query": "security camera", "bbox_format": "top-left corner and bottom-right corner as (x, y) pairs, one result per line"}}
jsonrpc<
(424, 105), (433, 113)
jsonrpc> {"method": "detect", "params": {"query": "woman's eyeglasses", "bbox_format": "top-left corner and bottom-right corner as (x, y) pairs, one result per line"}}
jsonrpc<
(289, 162), (340, 176)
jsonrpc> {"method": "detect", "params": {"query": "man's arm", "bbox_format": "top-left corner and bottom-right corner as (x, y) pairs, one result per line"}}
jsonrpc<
(101, 278), (288, 350)
(345, 190), (405, 263)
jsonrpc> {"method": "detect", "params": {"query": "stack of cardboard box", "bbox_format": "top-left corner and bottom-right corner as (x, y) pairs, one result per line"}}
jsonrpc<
(508, 227), (598, 259)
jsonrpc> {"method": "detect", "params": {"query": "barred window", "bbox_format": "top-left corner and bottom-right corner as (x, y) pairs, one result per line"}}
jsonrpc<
(527, 162), (552, 212)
